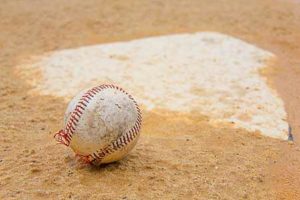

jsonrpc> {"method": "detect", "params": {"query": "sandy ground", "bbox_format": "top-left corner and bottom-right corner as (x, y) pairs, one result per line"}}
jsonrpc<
(0, 0), (300, 199)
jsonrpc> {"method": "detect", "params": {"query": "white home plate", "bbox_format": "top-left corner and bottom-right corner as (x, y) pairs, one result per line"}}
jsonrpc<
(18, 32), (288, 139)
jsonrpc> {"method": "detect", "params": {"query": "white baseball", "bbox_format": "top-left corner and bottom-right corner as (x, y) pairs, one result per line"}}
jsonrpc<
(54, 84), (142, 165)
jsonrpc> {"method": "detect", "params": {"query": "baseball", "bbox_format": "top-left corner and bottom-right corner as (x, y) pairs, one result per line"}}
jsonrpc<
(54, 84), (142, 165)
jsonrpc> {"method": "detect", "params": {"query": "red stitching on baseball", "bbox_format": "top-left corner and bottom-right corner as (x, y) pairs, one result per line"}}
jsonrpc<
(125, 133), (130, 143)
(129, 130), (134, 140)
(54, 130), (70, 146)
(69, 118), (77, 126)
(82, 94), (92, 100)
(78, 101), (87, 107)
(71, 115), (79, 122)
(92, 153), (99, 160)
(80, 98), (89, 103)
(113, 142), (119, 150)
(120, 136), (125, 144)
(74, 107), (83, 115)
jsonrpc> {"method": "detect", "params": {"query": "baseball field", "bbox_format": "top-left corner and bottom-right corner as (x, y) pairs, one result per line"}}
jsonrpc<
(1, 0), (300, 199)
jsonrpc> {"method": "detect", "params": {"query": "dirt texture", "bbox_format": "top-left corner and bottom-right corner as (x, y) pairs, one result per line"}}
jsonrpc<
(0, 0), (300, 199)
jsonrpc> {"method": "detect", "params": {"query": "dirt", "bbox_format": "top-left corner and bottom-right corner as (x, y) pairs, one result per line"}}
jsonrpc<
(0, 0), (300, 199)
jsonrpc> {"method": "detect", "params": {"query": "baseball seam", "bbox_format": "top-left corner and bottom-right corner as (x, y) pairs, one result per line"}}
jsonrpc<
(54, 84), (142, 163)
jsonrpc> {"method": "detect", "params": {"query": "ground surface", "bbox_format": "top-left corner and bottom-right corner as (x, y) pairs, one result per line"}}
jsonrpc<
(0, 0), (300, 199)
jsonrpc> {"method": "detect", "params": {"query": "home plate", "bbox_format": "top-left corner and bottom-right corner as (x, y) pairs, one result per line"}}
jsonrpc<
(17, 32), (288, 140)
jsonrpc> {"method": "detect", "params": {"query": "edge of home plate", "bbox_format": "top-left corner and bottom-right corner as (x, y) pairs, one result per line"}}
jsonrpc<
(17, 32), (289, 140)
